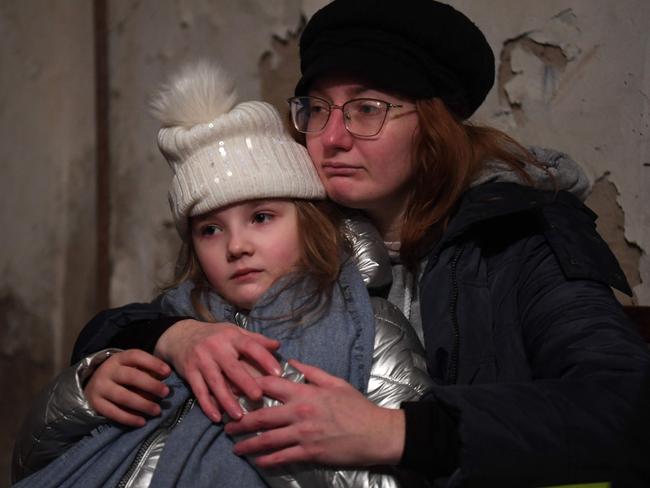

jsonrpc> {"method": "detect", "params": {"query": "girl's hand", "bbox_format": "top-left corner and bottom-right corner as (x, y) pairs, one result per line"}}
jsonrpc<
(224, 359), (406, 468)
(154, 319), (281, 423)
(84, 349), (171, 427)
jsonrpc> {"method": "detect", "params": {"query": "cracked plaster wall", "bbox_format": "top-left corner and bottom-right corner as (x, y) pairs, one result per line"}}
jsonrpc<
(449, 0), (650, 303)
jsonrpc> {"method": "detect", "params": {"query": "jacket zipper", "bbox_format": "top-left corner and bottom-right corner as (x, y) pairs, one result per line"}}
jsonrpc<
(116, 396), (195, 488)
(446, 247), (462, 385)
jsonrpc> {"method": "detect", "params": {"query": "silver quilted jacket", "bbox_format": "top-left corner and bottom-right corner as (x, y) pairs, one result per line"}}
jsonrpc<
(12, 217), (433, 487)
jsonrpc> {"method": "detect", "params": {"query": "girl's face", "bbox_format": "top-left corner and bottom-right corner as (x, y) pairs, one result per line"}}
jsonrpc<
(191, 199), (301, 310)
(305, 75), (419, 230)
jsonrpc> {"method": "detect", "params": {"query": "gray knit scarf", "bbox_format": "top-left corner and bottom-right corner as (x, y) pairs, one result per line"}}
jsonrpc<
(14, 259), (375, 488)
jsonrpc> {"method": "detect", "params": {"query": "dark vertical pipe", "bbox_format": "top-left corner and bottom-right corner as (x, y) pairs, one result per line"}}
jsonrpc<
(94, 0), (110, 310)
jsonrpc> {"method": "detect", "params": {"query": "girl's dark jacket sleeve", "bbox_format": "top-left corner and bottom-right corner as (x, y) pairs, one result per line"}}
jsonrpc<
(399, 184), (650, 487)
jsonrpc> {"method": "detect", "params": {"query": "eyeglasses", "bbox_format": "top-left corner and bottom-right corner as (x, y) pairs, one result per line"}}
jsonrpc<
(287, 95), (411, 137)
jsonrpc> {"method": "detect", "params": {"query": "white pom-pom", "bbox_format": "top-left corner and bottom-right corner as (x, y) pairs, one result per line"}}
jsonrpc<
(150, 60), (238, 127)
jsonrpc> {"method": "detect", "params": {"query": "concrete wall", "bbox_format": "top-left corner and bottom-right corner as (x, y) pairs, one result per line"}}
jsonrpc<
(1, 0), (648, 484)
(0, 1), (96, 482)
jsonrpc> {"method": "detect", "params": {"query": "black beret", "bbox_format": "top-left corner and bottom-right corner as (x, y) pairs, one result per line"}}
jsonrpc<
(295, 0), (495, 119)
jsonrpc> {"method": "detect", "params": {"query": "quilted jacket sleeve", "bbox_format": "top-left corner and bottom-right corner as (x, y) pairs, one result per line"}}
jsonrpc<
(12, 349), (120, 482)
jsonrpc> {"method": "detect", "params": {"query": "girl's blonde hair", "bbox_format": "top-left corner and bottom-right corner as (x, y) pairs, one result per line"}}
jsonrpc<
(400, 98), (543, 269)
(165, 200), (346, 322)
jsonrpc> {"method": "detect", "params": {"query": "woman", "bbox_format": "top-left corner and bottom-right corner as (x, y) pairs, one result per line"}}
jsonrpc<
(69, 0), (650, 486)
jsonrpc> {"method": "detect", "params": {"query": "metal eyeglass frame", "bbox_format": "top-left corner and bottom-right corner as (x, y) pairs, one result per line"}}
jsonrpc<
(287, 95), (410, 137)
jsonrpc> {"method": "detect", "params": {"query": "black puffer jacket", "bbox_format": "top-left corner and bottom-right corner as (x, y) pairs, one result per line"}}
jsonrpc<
(400, 182), (650, 487)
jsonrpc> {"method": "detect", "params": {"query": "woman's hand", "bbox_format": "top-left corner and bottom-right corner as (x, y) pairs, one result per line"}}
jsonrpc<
(154, 319), (282, 422)
(224, 359), (406, 468)
(84, 349), (171, 427)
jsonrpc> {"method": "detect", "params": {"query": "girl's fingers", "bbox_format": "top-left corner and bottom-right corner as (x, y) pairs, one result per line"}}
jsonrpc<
(119, 349), (172, 379)
(105, 384), (162, 417)
(113, 366), (169, 398)
(93, 397), (146, 428)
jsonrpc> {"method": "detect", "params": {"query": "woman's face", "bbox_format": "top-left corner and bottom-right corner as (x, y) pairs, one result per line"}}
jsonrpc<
(305, 75), (419, 225)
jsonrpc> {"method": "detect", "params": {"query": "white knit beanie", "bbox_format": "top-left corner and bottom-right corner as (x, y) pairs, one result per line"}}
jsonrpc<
(151, 61), (326, 237)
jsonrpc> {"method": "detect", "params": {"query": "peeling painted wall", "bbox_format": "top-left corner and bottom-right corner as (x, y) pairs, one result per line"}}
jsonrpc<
(1, 0), (648, 484)
(449, 0), (650, 303)
(586, 177), (643, 305)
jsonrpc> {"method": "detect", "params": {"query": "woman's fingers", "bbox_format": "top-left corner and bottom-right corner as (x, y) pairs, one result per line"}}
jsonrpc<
(198, 360), (246, 421)
(225, 400), (297, 435)
(183, 345), (246, 420)
(251, 375), (305, 405)
(217, 334), (281, 400)
(232, 424), (301, 459)
(153, 320), (287, 423)
(287, 359), (344, 387)
(236, 362), (340, 407)
(254, 444), (313, 469)
(218, 354), (263, 402)
(226, 373), (407, 467)
(236, 338), (282, 377)
(239, 328), (281, 354)
(185, 367), (223, 423)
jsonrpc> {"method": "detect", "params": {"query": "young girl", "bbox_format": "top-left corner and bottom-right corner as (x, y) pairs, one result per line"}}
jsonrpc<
(12, 61), (432, 487)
